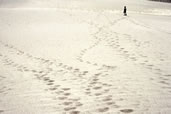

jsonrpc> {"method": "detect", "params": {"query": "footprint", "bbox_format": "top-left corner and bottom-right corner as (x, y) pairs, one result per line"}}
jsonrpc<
(120, 109), (134, 113)
(160, 59), (164, 61)
(86, 61), (91, 64)
(68, 98), (80, 101)
(95, 93), (102, 96)
(48, 80), (54, 83)
(93, 86), (102, 90)
(113, 104), (120, 108)
(32, 70), (38, 73)
(93, 78), (99, 81)
(147, 64), (154, 67)
(93, 63), (98, 66)
(67, 67), (73, 70)
(55, 85), (61, 87)
(159, 81), (169, 85)
(83, 71), (88, 74)
(62, 88), (71, 91)
(102, 83), (108, 86)
(56, 91), (64, 94)
(106, 101), (115, 105)
(63, 102), (73, 106)
(63, 93), (71, 96)
(104, 89), (110, 93)
(85, 92), (91, 95)
(64, 107), (76, 111)
(89, 82), (97, 85)
(94, 73), (101, 76)
(43, 77), (50, 81)
(75, 102), (83, 107)
(155, 68), (161, 71)
(47, 82), (54, 85)
(85, 88), (90, 91)
(70, 111), (80, 114)
(74, 69), (80, 71)
(58, 96), (68, 100)
(97, 107), (109, 112)
(102, 97), (112, 102)
(0, 110), (4, 113)
(164, 74), (171, 77)
(49, 87), (57, 91)
(144, 60), (148, 63)
(123, 51), (128, 53)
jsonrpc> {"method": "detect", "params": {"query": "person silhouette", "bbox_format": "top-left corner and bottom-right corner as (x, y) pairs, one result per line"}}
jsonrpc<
(123, 6), (127, 16)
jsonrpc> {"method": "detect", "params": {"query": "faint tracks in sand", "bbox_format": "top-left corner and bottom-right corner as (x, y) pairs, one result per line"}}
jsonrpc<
(0, 10), (135, 113)
(75, 13), (125, 71)
(1, 9), (171, 113)
(89, 12), (171, 92)
(0, 39), (122, 113)
(103, 16), (171, 93)
(74, 10), (171, 112)
(0, 40), (91, 113)
(70, 12), (144, 113)
(125, 17), (171, 91)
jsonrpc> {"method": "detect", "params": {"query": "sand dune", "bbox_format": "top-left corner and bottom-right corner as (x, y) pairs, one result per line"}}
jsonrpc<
(1, 0), (171, 114)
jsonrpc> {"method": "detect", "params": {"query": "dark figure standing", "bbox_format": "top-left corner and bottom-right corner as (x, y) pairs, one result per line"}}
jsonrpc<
(123, 6), (127, 16)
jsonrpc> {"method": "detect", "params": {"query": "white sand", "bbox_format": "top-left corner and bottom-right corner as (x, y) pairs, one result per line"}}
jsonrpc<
(0, 0), (171, 114)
